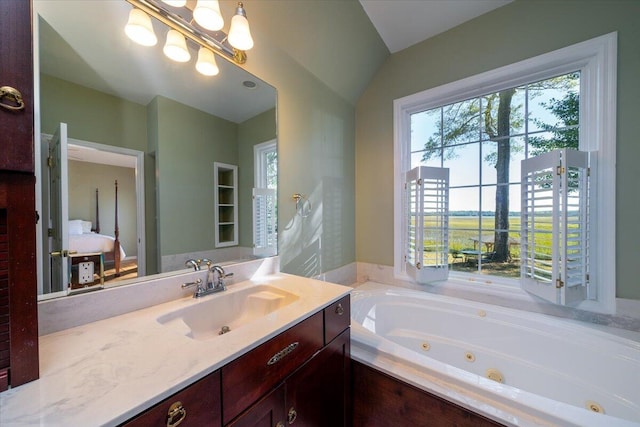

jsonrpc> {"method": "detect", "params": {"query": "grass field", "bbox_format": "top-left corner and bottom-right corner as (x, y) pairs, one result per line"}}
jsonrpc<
(413, 215), (558, 278)
(446, 215), (555, 258)
(443, 215), (553, 278)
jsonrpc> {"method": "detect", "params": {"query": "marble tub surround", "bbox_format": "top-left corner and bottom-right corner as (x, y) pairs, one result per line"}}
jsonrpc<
(1, 273), (350, 426)
(38, 256), (280, 335)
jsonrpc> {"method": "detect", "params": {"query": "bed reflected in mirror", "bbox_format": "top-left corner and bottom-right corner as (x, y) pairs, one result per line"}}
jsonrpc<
(35, 0), (277, 299)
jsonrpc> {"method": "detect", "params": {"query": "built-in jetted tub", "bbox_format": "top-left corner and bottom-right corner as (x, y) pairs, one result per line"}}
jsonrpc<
(351, 282), (640, 427)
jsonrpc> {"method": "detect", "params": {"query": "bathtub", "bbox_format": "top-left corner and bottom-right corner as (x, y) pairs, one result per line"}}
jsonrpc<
(350, 282), (640, 427)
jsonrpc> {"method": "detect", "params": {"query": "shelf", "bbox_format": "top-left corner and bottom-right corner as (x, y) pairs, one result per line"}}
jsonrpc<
(214, 162), (238, 247)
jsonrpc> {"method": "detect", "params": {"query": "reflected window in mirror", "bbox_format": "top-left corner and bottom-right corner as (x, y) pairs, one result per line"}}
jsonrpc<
(253, 140), (277, 257)
(254, 140), (277, 189)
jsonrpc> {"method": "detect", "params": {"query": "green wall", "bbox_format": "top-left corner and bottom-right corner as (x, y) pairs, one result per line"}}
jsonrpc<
(241, 44), (358, 274)
(153, 95), (238, 255)
(355, 0), (640, 299)
(40, 75), (147, 151)
(238, 108), (277, 248)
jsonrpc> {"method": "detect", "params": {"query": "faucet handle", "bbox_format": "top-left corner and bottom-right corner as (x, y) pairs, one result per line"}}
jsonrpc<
(199, 258), (213, 269)
(181, 278), (202, 289)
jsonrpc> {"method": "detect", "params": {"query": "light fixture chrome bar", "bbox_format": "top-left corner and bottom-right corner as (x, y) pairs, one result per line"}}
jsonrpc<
(125, 0), (247, 64)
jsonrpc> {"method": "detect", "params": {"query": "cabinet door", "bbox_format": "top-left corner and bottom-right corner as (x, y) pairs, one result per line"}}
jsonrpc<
(285, 329), (351, 427)
(227, 384), (286, 427)
(324, 295), (350, 344)
(0, 0), (34, 172)
(222, 312), (323, 424)
(0, 173), (39, 390)
(121, 371), (221, 427)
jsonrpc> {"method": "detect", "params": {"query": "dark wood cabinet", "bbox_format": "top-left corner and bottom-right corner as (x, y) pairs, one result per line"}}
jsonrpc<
(0, 0), (39, 392)
(227, 384), (286, 427)
(230, 330), (351, 427)
(221, 311), (324, 424)
(0, 174), (39, 391)
(121, 371), (221, 427)
(285, 329), (351, 427)
(0, 0), (34, 172)
(353, 361), (504, 427)
(224, 299), (351, 427)
(324, 295), (350, 344)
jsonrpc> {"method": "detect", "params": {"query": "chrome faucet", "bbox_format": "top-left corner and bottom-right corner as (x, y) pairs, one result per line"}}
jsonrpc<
(185, 259), (200, 271)
(182, 265), (233, 298)
(206, 265), (233, 293)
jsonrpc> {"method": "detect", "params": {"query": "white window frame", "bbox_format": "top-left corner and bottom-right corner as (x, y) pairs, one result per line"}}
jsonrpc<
(393, 33), (617, 313)
(254, 139), (277, 189)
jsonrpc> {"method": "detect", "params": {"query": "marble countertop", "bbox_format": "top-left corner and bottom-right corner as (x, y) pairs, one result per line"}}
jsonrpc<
(0, 273), (351, 426)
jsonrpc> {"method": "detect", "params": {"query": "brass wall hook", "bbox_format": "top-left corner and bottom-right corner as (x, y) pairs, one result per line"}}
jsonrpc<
(292, 193), (312, 217)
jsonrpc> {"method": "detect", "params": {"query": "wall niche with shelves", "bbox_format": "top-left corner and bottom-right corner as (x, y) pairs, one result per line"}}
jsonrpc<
(214, 162), (238, 248)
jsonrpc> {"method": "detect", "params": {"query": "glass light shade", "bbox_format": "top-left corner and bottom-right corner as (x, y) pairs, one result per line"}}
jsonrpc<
(228, 11), (253, 51)
(196, 47), (220, 76)
(193, 0), (224, 31)
(161, 0), (187, 6)
(124, 9), (157, 46)
(163, 29), (191, 62)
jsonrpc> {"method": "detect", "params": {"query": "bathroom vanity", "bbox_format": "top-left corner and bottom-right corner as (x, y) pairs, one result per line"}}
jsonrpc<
(0, 274), (351, 426)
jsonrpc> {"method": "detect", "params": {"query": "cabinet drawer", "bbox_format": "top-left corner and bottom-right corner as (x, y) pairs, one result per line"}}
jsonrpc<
(121, 371), (221, 426)
(222, 311), (323, 424)
(324, 295), (350, 344)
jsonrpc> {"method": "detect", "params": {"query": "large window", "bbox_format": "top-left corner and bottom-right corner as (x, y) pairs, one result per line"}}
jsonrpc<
(411, 72), (580, 278)
(394, 33), (617, 313)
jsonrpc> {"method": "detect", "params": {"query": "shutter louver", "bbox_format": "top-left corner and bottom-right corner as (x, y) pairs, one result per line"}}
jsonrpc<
(521, 149), (593, 306)
(405, 166), (449, 284)
(253, 188), (277, 257)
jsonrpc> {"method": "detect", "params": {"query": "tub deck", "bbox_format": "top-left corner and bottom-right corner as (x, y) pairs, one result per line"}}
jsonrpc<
(351, 282), (640, 427)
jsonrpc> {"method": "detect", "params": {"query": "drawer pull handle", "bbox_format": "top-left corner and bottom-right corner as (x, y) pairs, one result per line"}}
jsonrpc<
(267, 342), (299, 366)
(287, 407), (297, 424)
(335, 303), (344, 315)
(276, 422), (285, 427)
(166, 401), (187, 427)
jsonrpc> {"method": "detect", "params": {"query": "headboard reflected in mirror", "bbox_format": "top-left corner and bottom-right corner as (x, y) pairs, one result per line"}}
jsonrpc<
(35, 0), (277, 300)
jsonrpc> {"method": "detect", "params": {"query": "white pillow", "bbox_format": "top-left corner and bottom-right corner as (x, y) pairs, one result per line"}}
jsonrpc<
(68, 220), (83, 235)
(81, 220), (92, 234)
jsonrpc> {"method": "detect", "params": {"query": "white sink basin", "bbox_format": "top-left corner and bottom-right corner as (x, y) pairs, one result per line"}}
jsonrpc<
(157, 285), (299, 341)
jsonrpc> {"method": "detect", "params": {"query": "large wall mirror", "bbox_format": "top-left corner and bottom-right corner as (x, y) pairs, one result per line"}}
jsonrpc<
(34, 0), (277, 300)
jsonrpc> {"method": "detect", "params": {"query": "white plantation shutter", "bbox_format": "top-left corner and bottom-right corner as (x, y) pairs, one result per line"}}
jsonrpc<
(521, 149), (593, 306)
(405, 166), (449, 284)
(253, 188), (277, 256)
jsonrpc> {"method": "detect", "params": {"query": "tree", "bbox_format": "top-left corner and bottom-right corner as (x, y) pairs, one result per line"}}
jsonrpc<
(421, 73), (579, 263)
(529, 91), (579, 154)
(483, 89), (516, 262)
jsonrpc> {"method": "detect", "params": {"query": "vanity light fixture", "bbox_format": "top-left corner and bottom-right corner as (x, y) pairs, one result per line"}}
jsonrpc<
(125, 0), (254, 74)
(228, 2), (254, 51)
(163, 29), (191, 62)
(193, 0), (224, 31)
(124, 8), (158, 46)
(196, 46), (220, 76)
